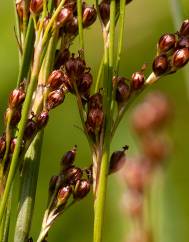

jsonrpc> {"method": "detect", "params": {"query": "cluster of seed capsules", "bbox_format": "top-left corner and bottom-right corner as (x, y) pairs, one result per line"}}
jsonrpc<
(120, 92), (171, 242)
(153, 20), (189, 77)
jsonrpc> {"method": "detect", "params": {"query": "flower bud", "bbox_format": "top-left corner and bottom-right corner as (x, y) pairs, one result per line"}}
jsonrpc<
(99, 0), (110, 25)
(87, 108), (104, 131)
(158, 34), (176, 53)
(55, 48), (70, 69)
(61, 145), (77, 167)
(24, 119), (37, 139)
(64, 17), (78, 35)
(172, 48), (189, 68)
(37, 111), (49, 129)
(8, 87), (25, 109)
(82, 5), (97, 28)
(176, 37), (189, 49)
(64, 166), (83, 184)
(115, 77), (130, 104)
(88, 93), (103, 110)
(109, 146), (128, 174)
(152, 54), (169, 76)
(179, 19), (189, 37)
(0, 136), (6, 158)
(65, 54), (86, 79)
(47, 70), (65, 90)
(131, 71), (145, 90)
(73, 179), (90, 199)
(56, 7), (73, 28)
(56, 185), (72, 208)
(78, 72), (93, 93)
(30, 0), (43, 14)
(46, 89), (65, 110)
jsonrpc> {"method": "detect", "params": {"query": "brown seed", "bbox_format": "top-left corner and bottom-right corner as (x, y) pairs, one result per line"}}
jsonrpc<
(56, 185), (72, 207)
(82, 5), (97, 28)
(56, 7), (73, 28)
(65, 54), (86, 79)
(88, 93), (103, 110)
(61, 145), (77, 167)
(37, 111), (49, 129)
(30, 0), (43, 14)
(172, 48), (189, 68)
(64, 17), (78, 35)
(8, 87), (25, 109)
(158, 33), (176, 53)
(73, 179), (90, 199)
(64, 166), (83, 184)
(179, 19), (189, 37)
(47, 70), (65, 90)
(24, 119), (37, 139)
(109, 146), (128, 174)
(99, 0), (110, 25)
(78, 72), (93, 93)
(87, 108), (104, 130)
(152, 55), (169, 76)
(46, 89), (65, 110)
(131, 71), (145, 90)
(115, 77), (130, 103)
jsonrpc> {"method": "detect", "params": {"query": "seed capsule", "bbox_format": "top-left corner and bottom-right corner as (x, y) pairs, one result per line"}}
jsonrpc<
(109, 146), (128, 174)
(176, 37), (189, 49)
(64, 166), (83, 184)
(88, 93), (103, 110)
(78, 72), (93, 93)
(65, 54), (86, 79)
(73, 179), (90, 199)
(56, 7), (73, 28)
(115, 77), (130, 103)
(37, 111), (49, 129)
(158, 33), (176, 53)
(131, 71), (145, 90)
(99, 0), (110, 25)
(172, 48), (189, 68)
(82, 5), (97, 28)
(56, 185), (72, 208)
(179, 19), (189, 37)
(61, 145), (77, 167)
(0, 136), (6, 158)
(8, 87), (25, 109)
(152, 55), (169, 76)
(24, 119), (37, 139)
(46, 89), (65, 110)
(87, 108), (104, 130)
(47, 70), (65, 90)
(64, 17), (78, 35)
(30, 0), (43, 14)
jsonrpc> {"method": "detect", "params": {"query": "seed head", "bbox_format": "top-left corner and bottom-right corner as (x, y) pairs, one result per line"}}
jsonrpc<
(78, 72), (93, 93)
(65, 54), (86, 79)
(87, 108), (104, 131)
(82, 5), (97, 28)
(99, 0), (110, 25)
(179, 19), (189, 37)
(88, 93), (103, 110)
(56, 185), (72, 208)
(64, 17), (78, 35)
(64, 166), (83, 184)
(152, 55), (169, 76)
(37, 111), (49, 129)
(8, 87), (25, 109)
(172, 48), (189, 68)
(24, 119), (37, 139)
(61, 145), (77, 167)
(56, 7), (73, 28)
(131, 71), (145, 90)
(73, 179), (90, 199)
(115, 77), (130, 104)
(46, 89), (65, 110)
(109, 146), (128, 174)
(47, 70), (65, 90)
(158, 33), (176, 53)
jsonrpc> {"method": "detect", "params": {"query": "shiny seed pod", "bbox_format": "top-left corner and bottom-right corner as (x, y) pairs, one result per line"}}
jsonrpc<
(179, 19), (189, 37)
(64, 17), (78, 35)
(158, 33), (176, 53)
(65, 54), (86, 79)
(99, 0), (110, 25)
(0, 136), (6, 158)
(55, 48), (70, 69)
(37, 111), (49, 129)
(64, 166), (83, 184)
(172, 48), (189, 68)
(82, 5), (97, 28)
(47, 70), (64, 90)
(152, 55), (169, 76)
(176, 37), (189, 49)
(8, 87), (25, 109)
(87, 108), (104, 130)
(109, 146), (128, 174)
(24, 119), (37, 139)
(30, 0), (43, 14)
(88, 93), (103, 110)
(56, 7), (73, 28)
(115, 77), (130, 103)
(78, 72), (93, 93)
(131, 71), (145, 90)
(46, 89), (65, 110)
(73, 179), (90, 199)
(61, 145), (77, 167)
(56, 185), (72, 208)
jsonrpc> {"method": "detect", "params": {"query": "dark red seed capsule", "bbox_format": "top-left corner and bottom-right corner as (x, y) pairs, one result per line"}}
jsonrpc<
(78, 72), (93, 93)
(56, 7), (73, 28)
(47, 70), (64, 90)
(176, 37), (189, 49)
(64, 0), (77, 11)
(61, 145), (77, 167)
(73, 179), (90, 199)
(99, 0), (110, 25)
(24, 119), (37, 139)
(30, 0), (43, 14)
(46, 89), (65, 110)
(88, 93), (103, 110)
(109, 146), (128, 174)
(152, 55), (169, 76)
(131, 71), (145, 90)
(158, 33), (176, 53)
(8, 87), (25, 109)
(179, 19), (189, 37)
(87, 108), (104, 130)
(64, 166), (83, 184)
(64, 17), (78, 35)
(172, 48), (189, 68)
(37, 111), (49, 129)
(0, 136), (6, 158)
(56, 185), (72, 207)
(82, 5), (97, 28)
(115, 77), (130, 103)
(65, 55), (86, 78)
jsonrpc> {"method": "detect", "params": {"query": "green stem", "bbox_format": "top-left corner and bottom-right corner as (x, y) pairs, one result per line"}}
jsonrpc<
(77, 0), (84, 52)
(14, 131), (44, 242)
(95, 56), (104, 93)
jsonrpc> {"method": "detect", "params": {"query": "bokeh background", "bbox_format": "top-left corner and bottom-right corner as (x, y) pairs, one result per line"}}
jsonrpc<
(0, 1), (189, 241)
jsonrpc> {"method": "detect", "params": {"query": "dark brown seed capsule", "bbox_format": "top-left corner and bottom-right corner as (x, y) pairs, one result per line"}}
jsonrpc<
(56, 7), (73, 28)
(30, 0), (43, 14)
(172, 48), (189, 68)
(158, 33), (176, 53)
(109, 146), (128, 174)
(55, 48), (70, 69)
(78, 72), (93, 93)
(24, 119), (37, 139)
(16, 0), (24, 19)
(115, 77), (130, 103)
(0, 136), (6, 158)
(64, 0), (77, 11)
(65, 54), (86, 79)
(64, 17), (78, 35)
(99, 0), (110, 25)
(49, 175), (59, 196)
(176, 37), (189, 49)
(56, 185), (72, 208)
(131, 71), (145, 90)
(37, 111), (49, 129)
(47, 70), (65, 90)
(61, 145), (77, 167)
(8, 87), (25, 109)
(46, 89), (65, 110)
(179, 19), (189, 37)
(73, 179), (90, 199)
(152, 55), (169, 76)
(64, 166), (83, 184)
(88, 93), (103, 110)
(82, 5), (97, 28)
(87, 108), (104, 130)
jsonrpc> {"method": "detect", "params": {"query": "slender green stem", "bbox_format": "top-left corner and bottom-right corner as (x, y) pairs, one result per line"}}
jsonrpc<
(95, 56), (104, 93)
(77, 0), (84, 52)
(14, 132), (44, 242)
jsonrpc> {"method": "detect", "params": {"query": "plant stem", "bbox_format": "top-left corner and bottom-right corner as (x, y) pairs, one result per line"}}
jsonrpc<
(77, 0), (84, 52)
(14, 132), (43, 242)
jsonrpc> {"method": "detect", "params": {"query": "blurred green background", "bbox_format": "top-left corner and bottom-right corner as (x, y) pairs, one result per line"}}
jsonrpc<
(0, 1), (189, 242)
